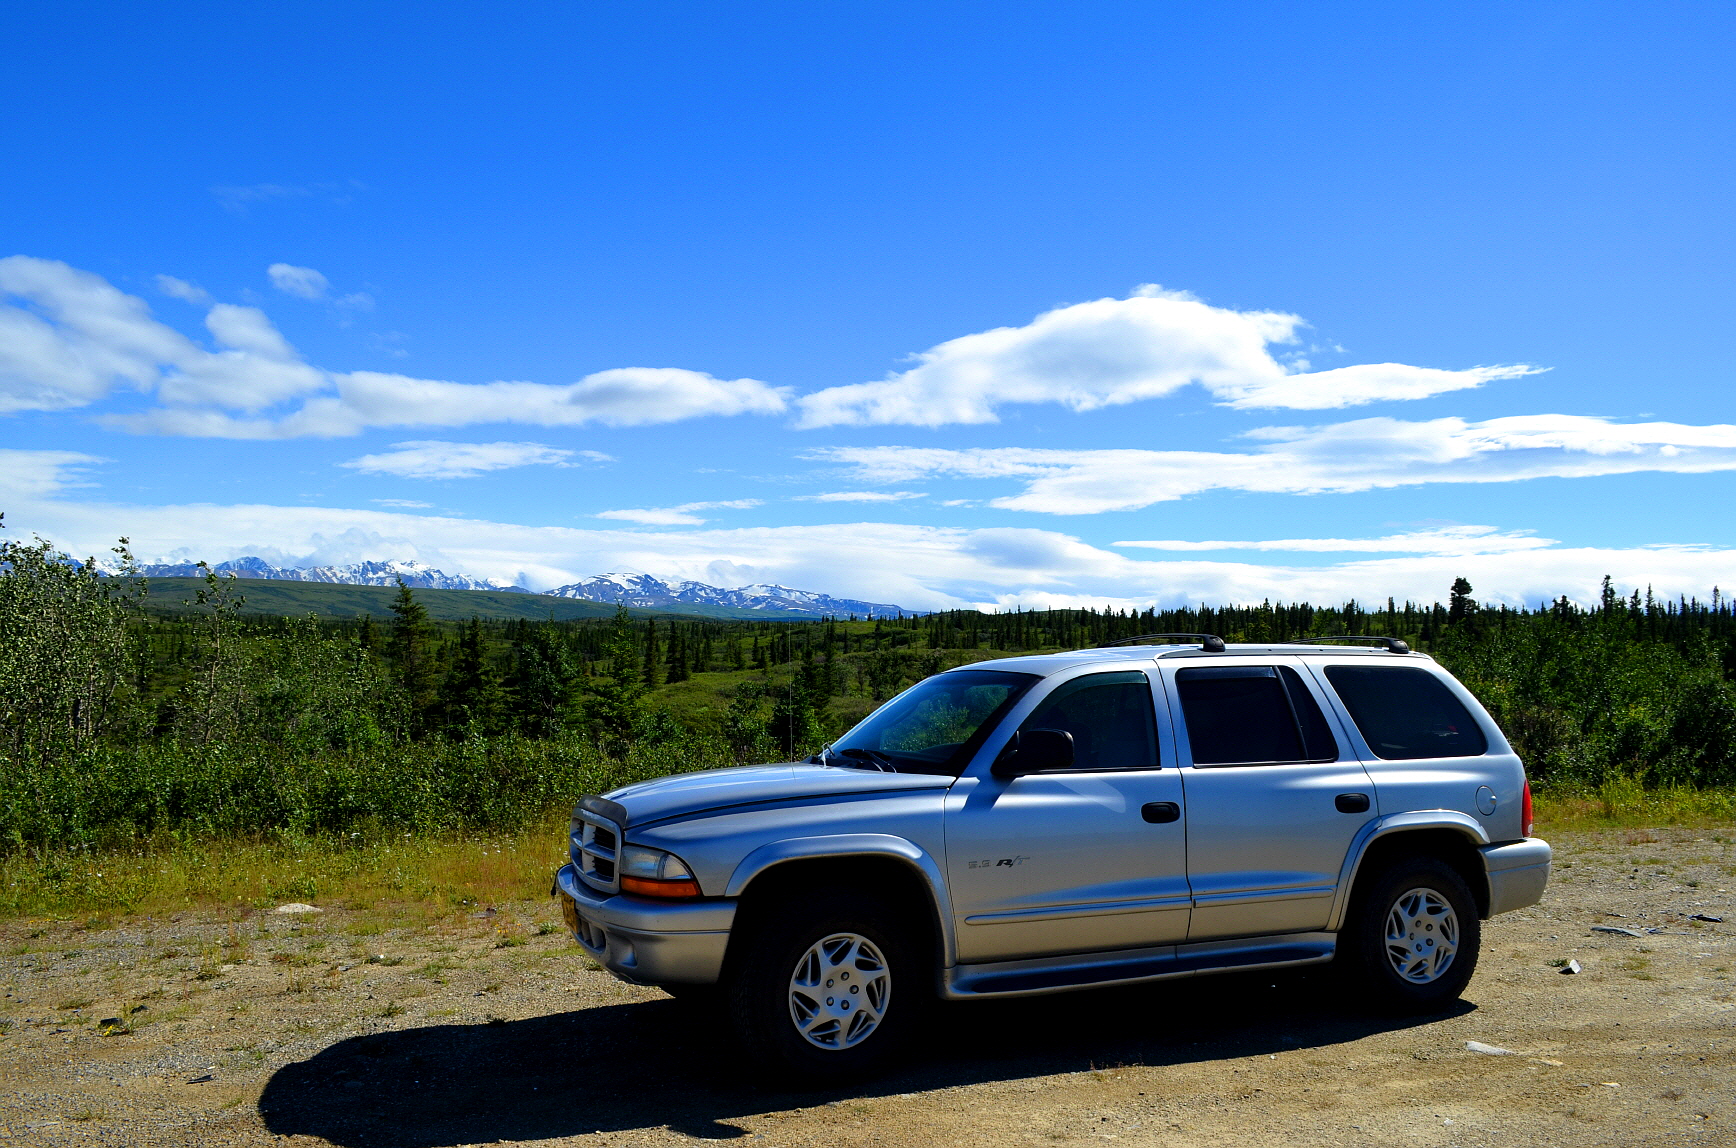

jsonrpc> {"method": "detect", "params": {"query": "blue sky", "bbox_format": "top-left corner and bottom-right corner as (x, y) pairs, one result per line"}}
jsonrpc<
(4, 3), (1735, 611)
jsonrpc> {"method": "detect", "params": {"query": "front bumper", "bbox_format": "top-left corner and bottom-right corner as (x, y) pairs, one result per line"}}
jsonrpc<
(553, 863), (735, 986)
(1480, 836), (1552, 916)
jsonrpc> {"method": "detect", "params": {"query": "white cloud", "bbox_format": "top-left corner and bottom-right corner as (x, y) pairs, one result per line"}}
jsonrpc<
(0, 258), (789, 436)
(794, 286), (1535, 427)
(797, 491), (927, 503)
(595, 499), (763, 526)
(155, 275), (211, 305)
(371, 498), (434, 509)
(340, 441), (578, 480)
(9, 490), (1736, 613)
(0, 449), (105, 498)
(1113, 525), (1555, 555)
(818, 414), (1736, 514)
(267, 263), (329, 300)
(0, 256), (193, 413)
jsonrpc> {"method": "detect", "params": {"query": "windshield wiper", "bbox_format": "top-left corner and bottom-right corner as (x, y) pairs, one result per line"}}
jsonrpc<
(838, 747), (898, 773)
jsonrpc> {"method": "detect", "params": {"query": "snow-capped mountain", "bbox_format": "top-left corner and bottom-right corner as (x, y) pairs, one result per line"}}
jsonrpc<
(134, 557), (530, 593)
(131, 558), (909, 616)
(546, 572), (906, 617)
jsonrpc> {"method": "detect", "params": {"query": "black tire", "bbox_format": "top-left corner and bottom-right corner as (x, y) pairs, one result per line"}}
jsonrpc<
(724, 891), (923, 1085)
(1337, 854), (1480, 1014)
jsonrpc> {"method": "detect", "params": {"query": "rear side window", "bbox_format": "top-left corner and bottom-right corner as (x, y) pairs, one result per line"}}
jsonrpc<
(1323, 666), (1488, 760)
(1019, 671), (1159, 770)
(1176, 665), (1338, 766)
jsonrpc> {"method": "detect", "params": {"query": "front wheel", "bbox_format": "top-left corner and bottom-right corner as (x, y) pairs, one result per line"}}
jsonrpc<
(1337, 854), (1481, 1013)
(724, 892), (921, 1084)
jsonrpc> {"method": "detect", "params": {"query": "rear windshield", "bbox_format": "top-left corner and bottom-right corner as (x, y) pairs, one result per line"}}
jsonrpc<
(831, 669), (1039, 775)
(1323, 666), (1488, 760)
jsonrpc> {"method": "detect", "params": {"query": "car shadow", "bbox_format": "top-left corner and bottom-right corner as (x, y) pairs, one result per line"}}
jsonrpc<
(258, 968), (1473, 1146)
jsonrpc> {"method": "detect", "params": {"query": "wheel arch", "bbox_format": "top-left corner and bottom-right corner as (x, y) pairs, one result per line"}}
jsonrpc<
(1327, 812), (1492, 930)
(723, 835), (955, 973)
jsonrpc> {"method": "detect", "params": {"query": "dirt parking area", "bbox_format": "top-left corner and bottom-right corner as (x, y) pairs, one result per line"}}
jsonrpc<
(2, 827), (1733, 1148)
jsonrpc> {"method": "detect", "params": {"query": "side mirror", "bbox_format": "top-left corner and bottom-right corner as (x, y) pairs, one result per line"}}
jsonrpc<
(991, 728), (1075, 778)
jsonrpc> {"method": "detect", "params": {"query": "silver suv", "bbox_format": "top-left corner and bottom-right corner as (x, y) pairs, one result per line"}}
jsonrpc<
(554, 635), (1551, 1081)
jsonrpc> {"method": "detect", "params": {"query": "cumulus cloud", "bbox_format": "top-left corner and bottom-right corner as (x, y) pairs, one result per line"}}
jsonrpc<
(595, 499), (763, 526)
(155, 275), (211, 305)
(0, 258), (789, 435)
(818, 414), (1736, 514)
(8, 490), (1736, 613)
(794, 286), (1535, 427)
(0, 256), (194, 413)
(339, 441), (580, 480)
(797, 490), (927, 503)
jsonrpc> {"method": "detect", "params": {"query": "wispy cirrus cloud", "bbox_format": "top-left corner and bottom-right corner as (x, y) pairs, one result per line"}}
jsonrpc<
(816, 414), (1736, 514)
(1114, 525), (1554, 555)
(595, 499), (763, 526)
(0, 257), (790, 435)
(155, 275), (211, 305)
(267, 263), (329, 299)
(794, 286), (1537, 428)
(797, 490), (927, 503)
(340, 440), (608, 480)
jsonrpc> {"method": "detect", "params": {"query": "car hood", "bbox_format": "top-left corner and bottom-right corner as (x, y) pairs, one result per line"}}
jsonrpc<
(605, 763), (953, 826)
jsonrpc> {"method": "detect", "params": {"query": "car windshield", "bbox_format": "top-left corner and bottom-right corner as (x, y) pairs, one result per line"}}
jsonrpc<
(829, 670), (1039, 776)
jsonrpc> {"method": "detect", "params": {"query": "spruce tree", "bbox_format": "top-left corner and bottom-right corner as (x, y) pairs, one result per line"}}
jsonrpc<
(508, 624), (574, 738)
(387, 580), (439, 737)
(441, 616), (503, 735)
(642, 618), (661, 687)
(585, 606), (644, 748)
(1447, 578), (1476, 627)
(665, 623), (690, 684)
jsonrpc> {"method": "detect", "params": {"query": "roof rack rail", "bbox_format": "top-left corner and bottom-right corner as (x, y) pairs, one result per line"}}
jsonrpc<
(1284, 635), (1412, 654)
(1099, 632), (1227, 653)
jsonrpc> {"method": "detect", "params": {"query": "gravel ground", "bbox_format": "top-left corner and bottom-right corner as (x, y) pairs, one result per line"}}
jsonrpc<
(2, 826), (1733, 1147)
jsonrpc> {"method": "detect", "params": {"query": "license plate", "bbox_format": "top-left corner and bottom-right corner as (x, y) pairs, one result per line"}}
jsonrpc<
(560, 892), (581, 935)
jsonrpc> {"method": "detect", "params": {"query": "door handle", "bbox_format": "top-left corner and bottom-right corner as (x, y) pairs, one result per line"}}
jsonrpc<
(1335, 793), (1371, 814)
(1141, 801), (1181, 824)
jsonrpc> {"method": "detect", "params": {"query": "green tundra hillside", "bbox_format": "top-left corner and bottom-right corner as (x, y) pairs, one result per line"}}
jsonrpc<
(133, 577), (828, 622)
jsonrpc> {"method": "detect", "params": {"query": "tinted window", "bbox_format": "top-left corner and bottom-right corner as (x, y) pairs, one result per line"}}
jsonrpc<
(1280, 666), (1340, 761)
(1018, 671), (1159, 771)
(1323, 666), (1488, 760)
(833, 669), (1038, 775)
(1177, 666), (1303, 765)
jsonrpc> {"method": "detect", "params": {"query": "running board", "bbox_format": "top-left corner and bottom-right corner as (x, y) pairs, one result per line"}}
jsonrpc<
(942, 932), (1335, 999)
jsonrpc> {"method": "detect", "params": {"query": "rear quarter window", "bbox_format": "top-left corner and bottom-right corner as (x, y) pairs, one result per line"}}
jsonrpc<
(1322, 665), (1488, 760)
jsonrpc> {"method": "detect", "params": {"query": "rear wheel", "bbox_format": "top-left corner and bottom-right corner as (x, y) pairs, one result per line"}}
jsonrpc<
(1338, 854), (1480, 1013)
(724, 892), (921, 1084)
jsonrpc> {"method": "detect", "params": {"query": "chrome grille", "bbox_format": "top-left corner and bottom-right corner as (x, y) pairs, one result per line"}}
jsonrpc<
(572, 807), (622, 894)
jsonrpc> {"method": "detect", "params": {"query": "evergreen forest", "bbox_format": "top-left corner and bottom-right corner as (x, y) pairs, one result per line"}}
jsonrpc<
(7, 530), (1736, 859)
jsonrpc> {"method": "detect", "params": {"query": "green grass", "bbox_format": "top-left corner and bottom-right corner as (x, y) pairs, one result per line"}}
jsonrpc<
(0, 809), (572, 918)
(1535, 780), (1736, 831)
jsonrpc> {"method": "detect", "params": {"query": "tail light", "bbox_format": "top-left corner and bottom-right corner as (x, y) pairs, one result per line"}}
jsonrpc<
(1521, 779), (1534, 838)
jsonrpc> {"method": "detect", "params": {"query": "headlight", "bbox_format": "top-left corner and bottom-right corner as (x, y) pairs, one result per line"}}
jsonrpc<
(617, 846), (700, 898)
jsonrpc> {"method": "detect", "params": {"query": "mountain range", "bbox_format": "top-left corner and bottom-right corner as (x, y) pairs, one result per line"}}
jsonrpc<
(131, 558), (908, 618)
